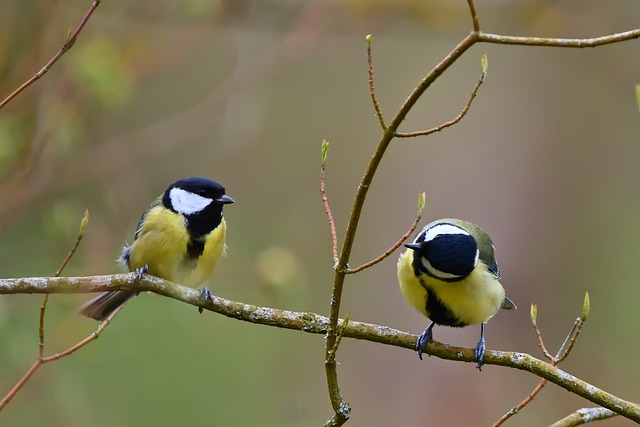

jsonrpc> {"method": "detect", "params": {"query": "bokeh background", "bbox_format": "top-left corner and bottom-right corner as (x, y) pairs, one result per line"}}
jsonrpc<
(1, 1), (639, 426)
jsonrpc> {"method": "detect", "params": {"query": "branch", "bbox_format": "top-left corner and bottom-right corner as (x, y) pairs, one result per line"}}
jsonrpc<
(344, 192), (425, 274)
(493, 294), (590, 426)
(1, 274), (639, 422)
(320, 140), (339, 265)
(0, 1), (102, 110)
(548, 408), (618, 427)
(0, 305), (120, 411)
(477, 29), (640, 48)
(395, 52), (487, 138)
(366, 35), (387, 131)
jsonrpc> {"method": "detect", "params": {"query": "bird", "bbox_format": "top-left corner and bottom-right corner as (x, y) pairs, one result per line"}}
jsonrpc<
(396, 218), (515, 369)
(79, 177), (234, 321)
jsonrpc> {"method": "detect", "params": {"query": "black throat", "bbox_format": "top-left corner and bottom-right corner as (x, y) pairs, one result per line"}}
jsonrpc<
(162, 193), (224, 260)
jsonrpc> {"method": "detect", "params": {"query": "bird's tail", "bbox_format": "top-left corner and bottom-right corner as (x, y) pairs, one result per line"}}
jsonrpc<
(501, 296), (517, 310)
(78, 291), (137, 321)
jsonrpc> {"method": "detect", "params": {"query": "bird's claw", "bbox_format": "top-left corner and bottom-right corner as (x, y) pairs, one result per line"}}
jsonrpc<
(416, 323), (435, 360)
(198, 287), (214, 314)
(474, 336), (486, 371)
(134, 265), (149, 282)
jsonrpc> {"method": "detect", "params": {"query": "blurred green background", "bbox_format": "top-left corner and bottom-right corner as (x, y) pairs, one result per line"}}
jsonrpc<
(1, 1), (639, 426)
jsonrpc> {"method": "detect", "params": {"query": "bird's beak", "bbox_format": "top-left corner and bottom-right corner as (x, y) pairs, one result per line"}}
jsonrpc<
(404, 242), (421, 250)
(217, 195), (235, 204)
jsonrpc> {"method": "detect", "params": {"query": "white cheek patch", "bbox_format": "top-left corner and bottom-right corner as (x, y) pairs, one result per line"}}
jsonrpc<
(420, 256), (465, 280)
(169, 187), (212, 215)
(423, 223), (469, 242)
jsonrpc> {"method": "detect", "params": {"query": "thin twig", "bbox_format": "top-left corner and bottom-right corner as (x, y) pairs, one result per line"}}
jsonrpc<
(0, 306), (121, 412)
(0, 210), (91, 412)
(396, 54), (487, 138)
(466, 0), (480, 32)
(0, 1), (102, 110)
(37, 294), (49, 360)
(531, 304), (554, 360)
(330, 314), (350, 358)
(320, 140), (339, 264)
(42, 305), (122, 362)
(54, 209), (89, 277)
(555, 318), (584, 364)
(493, 297), (589, 426)
(366, 35), (387, 131)
(344, 192), (425, 274)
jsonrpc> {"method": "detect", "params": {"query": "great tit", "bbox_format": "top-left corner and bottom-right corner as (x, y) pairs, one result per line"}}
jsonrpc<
(396, 218), (515, 369)
(79, 177), (234, 321)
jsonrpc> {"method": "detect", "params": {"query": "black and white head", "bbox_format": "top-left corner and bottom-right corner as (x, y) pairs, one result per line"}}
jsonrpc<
(162, 177), (234, 237)
(405, 221), (479, 282)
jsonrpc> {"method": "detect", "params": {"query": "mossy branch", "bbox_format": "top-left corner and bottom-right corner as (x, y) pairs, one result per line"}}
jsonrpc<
(0, 275), (639, 422)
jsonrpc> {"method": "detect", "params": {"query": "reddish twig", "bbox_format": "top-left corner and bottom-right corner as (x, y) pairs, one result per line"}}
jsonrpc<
(0, 1), (101, 110)
(492, 294), (589, 426)
(0, 305), (122, 411)
(320, 140), (339, 264)
(0, 210), (96, 412)
(396, 53), (487, 138)
(366, 35), (387, 131)
(344, 192), (425, 274)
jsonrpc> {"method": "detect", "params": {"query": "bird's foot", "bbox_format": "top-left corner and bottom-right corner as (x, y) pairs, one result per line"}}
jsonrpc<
(198, 287), (214, 314)
(474, 336), (486, 371)
(416, 322), (435, 360)
(134, 265), (149, 282)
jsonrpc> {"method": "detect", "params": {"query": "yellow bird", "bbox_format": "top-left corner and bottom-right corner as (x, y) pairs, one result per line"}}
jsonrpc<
(80, 177), (234, 320)
(397, 218), (515, 369)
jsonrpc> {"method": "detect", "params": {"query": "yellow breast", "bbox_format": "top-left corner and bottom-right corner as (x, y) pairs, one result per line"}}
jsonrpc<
(397, 249), (505, 325)
(126, 207), (227, 287)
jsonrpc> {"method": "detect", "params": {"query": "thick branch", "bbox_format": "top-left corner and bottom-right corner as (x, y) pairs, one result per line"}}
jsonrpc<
(1, 274), (639, 422)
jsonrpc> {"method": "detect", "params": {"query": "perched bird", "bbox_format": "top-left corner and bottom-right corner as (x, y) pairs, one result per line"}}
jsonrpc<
(397, 218), (515, 369)
(80, 177), (234, 321)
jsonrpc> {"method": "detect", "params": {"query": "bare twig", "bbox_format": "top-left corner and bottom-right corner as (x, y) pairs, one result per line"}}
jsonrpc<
(466, 0), (480, 32)
(1, 210), (95, 412)
(320, 140), (339, 264)
(0, 306), (121, 411)
(0, 1), (102, 110)
(396, 53), (487, 138)
(477, 29), (640, 48)
(54, 209), (90, 277)
(366, 35), (387, 131)
(530, 304), (553, 360)
(493, 294), (590, 426)
(344, 192), (425, 274)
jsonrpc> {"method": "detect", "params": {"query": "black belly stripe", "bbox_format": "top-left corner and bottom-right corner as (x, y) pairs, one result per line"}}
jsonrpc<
(186, 238), (205, 260)
(418, 276), (468, 327)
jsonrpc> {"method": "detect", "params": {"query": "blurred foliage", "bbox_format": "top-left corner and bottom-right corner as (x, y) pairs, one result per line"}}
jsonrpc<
(1, 1), (640, 426)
